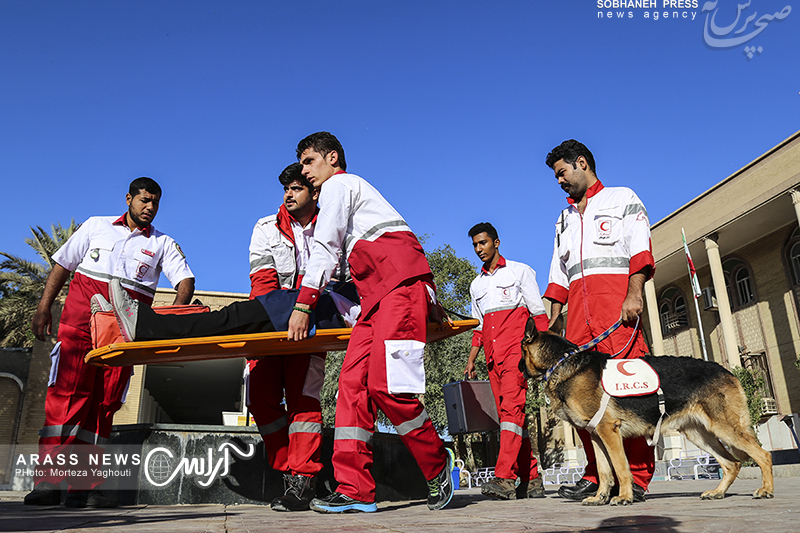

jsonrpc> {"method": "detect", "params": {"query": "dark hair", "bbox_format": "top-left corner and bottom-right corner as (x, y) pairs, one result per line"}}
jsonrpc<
(468, 222), (498, 242)
(129, 177), (162, 198)
(278, 162), (314, 193)
(545, 139), (596, 175)
(296, 131), (347, 171)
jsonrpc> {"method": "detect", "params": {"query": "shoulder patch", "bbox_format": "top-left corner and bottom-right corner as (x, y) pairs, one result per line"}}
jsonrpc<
(175, 242), (185, 258)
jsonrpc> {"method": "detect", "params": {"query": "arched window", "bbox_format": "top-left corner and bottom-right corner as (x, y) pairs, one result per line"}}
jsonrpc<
(675, 295), (687, 317)
(722, 258), (757, 310)
(658, 287), (689, 335)
(659, 302), (672, 334)
(782, 227), (800, 312)
(789, 241), (800, 284)
(735, 268), (754, 306)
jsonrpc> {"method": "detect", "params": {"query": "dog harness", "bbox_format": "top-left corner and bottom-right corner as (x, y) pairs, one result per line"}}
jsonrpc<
(586, 361), (667, 446)
(543, 317), (668, 445)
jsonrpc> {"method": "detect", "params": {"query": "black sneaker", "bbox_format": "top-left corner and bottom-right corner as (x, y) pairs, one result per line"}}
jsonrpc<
(24, 482), (61, 506)
(64, 490), (118, 508)
(271, 473), (316, 512)
(427, 448), (455, 510)
(309, 492), (377, 513)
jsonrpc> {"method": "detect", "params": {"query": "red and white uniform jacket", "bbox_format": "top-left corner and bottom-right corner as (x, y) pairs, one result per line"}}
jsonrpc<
(297, 172), (432, 316)
(249, 204), (320, 297)
(470, 257), (549, 363)
(544, 181), (655, 346)
(53, 215), (194, 333)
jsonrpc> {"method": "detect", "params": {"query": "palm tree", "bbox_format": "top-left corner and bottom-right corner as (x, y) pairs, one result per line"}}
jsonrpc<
(0, 221), (78, 347)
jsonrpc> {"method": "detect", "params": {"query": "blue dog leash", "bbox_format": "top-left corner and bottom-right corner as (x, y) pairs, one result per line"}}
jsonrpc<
(543, 316), (639, 382)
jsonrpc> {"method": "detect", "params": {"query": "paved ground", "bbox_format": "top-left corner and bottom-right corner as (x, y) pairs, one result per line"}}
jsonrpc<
(0, 475), (795, 533)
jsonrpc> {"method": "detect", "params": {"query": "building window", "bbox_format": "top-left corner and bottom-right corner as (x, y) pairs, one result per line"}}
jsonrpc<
(789, 241), (800, 284)
(740, 351), (776, 416)
(722, 258), (757, 310)
(783, 230), (800, 314)
(658, 287), (689, 335)
(735, 268), (754, 306)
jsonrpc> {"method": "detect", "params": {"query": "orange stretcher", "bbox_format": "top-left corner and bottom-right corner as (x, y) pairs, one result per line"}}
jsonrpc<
(84, 319), (478, 367)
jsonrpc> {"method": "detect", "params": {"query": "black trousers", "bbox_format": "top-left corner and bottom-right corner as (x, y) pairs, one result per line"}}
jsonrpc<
(135, 300), (275, 341)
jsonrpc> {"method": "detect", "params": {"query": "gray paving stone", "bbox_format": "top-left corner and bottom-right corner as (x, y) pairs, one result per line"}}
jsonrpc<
(1, 476), (795, 533)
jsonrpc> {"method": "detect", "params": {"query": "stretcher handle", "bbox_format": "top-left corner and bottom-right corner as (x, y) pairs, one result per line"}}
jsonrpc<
(154, 347), (182, 354)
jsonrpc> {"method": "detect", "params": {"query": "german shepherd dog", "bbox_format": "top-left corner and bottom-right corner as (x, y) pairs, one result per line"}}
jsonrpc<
(519, 317), (774, 506)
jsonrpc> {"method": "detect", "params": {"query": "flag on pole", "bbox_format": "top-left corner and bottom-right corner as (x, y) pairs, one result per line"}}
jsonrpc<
(682, 228), (702, 299)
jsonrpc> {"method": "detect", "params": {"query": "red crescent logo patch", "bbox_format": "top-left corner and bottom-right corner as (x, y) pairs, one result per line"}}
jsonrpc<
(617, 360), (635, 376)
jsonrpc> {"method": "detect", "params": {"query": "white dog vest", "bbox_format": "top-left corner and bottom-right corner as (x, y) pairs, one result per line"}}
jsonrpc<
(586, 359), (666, 446)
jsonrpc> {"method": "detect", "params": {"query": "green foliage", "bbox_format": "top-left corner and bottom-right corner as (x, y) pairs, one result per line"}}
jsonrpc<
(732, 365), (766, 427)
(320, 350), (345, 428)
(0, 221), (77, 347)
(422, 242), (481, 432)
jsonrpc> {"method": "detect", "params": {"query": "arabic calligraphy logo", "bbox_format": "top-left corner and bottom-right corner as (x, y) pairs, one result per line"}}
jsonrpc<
(743, 45), (763, 59)
(147, 450), (173, 484)
(144, 442), (256, 488)
(702, 0), (791, 56)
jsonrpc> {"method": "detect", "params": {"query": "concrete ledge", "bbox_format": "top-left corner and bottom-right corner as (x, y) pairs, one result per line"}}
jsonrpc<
(740, 463), (800, 478)
(105, 424), (431, 505)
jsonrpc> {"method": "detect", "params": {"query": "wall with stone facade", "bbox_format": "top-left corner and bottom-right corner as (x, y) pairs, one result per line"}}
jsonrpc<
(645, 224), (800, 415)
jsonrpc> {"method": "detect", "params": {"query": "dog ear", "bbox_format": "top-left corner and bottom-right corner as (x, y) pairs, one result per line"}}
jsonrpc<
(524, 316), (540, 343)
(549, 313), (564, 335)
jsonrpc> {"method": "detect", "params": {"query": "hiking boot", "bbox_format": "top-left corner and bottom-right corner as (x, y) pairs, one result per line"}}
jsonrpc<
(271, 473), (316, 512)
(90, 294), (112, 314)
(481, 477), (517, 500)
(309, 492), (377, 513)
(517, 475), (545, 499)
(64, 490), (118, 508)
(24, 482), (61, 506)
(108, 278), (138, 342)
(558, 478), (598, 500)
(427, 448), (455, 510)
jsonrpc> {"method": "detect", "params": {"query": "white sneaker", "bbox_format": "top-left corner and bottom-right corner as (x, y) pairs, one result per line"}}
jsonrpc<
(108, 278), (138, 342)
(90, 294), (112, 314)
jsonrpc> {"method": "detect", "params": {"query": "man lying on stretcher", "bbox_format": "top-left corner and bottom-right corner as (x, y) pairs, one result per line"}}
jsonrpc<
(92, 277), (360, 343)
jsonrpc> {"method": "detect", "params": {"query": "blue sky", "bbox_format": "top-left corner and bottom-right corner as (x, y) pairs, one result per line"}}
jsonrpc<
(1, 0), (798, 297)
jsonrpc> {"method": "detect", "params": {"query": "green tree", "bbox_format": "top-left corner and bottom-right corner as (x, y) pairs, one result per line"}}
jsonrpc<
(732, 365), (767, 428)
(0, 221), (78, 347)
(421, 243), (480, 431)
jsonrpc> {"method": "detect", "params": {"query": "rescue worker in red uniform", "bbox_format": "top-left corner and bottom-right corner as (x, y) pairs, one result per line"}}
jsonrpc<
(465, 222), (549, 500)
(542, 139), (655, 502)
(246, 163), (333, 512)
(287, 132), (455, 514)
(25, 177), (194, 508)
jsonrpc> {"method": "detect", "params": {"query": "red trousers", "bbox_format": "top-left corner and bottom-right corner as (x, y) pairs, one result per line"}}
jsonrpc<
(487, 351), (538, 481)
(37, 323), (132, 491)
(246, 353), (325, 477)
(578, 327), (655, 489)
(332, 279), (446, 502)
